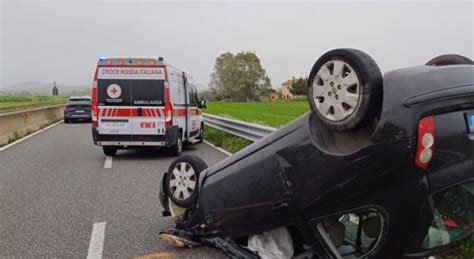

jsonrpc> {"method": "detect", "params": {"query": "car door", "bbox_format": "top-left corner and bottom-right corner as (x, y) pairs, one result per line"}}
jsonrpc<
(187, 86), (199, 137)
(96, 77), (133, 140)
(181, 73), (190, 139)
(130, 79), (166, 142)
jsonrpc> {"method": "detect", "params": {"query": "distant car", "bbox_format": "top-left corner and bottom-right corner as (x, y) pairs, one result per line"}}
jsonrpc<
(64, 96), (92, 123)
(159, 49), (474, 258)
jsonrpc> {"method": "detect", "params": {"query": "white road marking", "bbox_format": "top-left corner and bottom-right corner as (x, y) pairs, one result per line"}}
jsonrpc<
(104, 156), (113, 169)
(203, 140), (232, 156)
(87, 222), (106, 259)
(0, 121), (63, 152)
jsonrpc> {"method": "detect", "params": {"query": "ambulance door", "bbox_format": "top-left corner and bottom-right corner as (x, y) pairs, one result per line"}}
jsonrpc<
(187, 86), (200, 137)
(130, 79), (166, 143)
(182, 73), (190, 139)
(96, 69), (133, 140)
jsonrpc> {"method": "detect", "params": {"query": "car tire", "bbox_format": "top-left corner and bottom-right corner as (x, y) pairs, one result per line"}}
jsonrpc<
(165, 155), (208, 208)
(102, 146), (117, 156)
(170, 132), (183, 156)
(308, 48), (383, 131)
(426, 54), (473, 66)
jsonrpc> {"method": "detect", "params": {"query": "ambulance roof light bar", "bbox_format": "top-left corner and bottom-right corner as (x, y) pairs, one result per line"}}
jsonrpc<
(97, 58), (165, 66)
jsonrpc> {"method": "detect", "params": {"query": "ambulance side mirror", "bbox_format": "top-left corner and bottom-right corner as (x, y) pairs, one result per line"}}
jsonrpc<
(198, 99), (207, 109)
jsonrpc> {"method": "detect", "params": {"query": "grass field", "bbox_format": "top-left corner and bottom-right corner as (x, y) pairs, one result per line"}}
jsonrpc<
(203, 126), (252, 153)
(205, 100), (309, 127)
(0, 96), (68, 112)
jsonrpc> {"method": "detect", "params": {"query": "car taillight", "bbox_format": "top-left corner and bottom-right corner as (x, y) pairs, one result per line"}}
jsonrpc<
(164, 84), (172, 126)
(415, 116), (436, 169)
(164, 102), (172, 126)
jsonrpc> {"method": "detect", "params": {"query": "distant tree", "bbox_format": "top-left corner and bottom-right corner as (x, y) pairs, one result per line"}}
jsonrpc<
(209, 51), (272, 102)
(290, 77), (308, 96)
(20, 91), (31, 96)
(198, 90), (217, 101)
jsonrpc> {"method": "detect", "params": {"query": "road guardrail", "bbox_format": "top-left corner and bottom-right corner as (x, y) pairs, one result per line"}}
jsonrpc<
(203, 113), (276, 142)
(0, 105), (65, 146)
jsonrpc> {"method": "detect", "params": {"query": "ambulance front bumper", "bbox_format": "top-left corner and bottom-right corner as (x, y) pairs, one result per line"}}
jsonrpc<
(92, 125), (179, 147)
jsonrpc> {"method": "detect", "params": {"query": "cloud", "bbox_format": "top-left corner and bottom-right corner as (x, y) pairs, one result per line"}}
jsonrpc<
(1, 1), (473, 88)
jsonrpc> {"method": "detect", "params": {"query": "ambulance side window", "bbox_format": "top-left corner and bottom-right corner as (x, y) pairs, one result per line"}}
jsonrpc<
(189, 87), (197, 107)
(193, 91), (198, 106)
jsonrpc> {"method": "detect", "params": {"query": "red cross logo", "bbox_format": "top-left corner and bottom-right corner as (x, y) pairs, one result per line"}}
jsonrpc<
(107, 84), (122, 99)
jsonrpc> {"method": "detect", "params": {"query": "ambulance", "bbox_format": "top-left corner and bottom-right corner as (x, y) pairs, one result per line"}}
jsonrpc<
(91, 57), (206, 156)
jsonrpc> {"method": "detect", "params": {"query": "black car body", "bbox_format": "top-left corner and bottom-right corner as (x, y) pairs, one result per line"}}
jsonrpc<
(64, 96), (92, 123)
(159, 51), (474, 258)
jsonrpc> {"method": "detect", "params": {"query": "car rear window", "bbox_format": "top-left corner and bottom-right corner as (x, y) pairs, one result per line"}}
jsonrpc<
(97, 79), (164, 106)
(131, 80), (165, 106)
(67, 99), (91, 105)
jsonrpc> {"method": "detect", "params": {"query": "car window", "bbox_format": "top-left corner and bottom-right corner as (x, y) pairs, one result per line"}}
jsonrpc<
(194, 90), (199, 105)
(131, 80), (165, 106)
(421, 180), (474, 250)
(311, 207), (386, 258)
(68, 99), (91, 105)
(189, 87), (197, 106)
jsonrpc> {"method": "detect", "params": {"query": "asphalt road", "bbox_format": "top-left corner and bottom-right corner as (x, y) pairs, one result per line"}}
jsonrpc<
(0, 122), (228, 258)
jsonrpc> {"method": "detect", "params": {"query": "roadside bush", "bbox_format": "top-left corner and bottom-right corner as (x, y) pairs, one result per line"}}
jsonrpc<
(203, 126), (251, 153)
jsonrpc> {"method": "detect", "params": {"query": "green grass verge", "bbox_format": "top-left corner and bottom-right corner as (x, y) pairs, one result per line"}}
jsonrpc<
(205, 100), (309, 128)
(203, 126), (251, 153)
(0, 96), (68, 112)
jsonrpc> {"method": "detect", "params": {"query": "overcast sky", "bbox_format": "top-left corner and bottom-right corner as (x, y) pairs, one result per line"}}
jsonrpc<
(1, 0), (473, 89)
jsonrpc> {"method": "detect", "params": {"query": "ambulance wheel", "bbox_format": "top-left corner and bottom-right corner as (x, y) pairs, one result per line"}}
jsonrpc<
(308, 48), (383, 131)
(165, 155), (208, 208)
(170, 132), (183, 156)
(103, 146), (117, 156)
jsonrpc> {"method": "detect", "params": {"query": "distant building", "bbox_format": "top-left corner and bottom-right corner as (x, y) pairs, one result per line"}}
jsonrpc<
(259, 90), (279, 102)
(269, 92), (279, 102)
(52, 82), (59, 96)
(281, 77), (298, 100)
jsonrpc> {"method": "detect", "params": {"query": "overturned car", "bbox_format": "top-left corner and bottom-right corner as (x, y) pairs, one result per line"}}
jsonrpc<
(159, 49), (474, 258)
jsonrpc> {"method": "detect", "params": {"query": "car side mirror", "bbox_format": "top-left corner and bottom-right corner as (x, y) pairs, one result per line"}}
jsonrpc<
(198, 99), (207, 109)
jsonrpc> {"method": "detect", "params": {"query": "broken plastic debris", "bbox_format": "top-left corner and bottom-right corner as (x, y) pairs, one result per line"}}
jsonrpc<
(247, 227), (294, 259)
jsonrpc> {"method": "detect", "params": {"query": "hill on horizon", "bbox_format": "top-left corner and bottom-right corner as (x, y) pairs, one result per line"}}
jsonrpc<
(0, 81), (91, 96)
